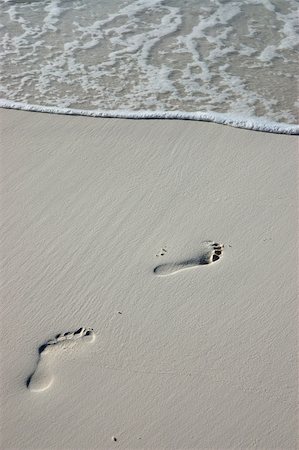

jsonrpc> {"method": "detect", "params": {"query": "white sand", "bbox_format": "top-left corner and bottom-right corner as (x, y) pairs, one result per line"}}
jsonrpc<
(0, 109), (297, 449)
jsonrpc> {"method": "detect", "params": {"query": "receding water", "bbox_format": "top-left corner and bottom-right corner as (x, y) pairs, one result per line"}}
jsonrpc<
(0, 0), (298, 131)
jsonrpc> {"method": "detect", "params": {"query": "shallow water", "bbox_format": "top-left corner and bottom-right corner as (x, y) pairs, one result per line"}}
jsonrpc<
(0, 0), (298, 131)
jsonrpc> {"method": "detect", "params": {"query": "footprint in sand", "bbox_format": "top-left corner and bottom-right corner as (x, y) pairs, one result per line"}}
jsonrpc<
(154, 241), (224, 276)
(27, 327), (96, 393)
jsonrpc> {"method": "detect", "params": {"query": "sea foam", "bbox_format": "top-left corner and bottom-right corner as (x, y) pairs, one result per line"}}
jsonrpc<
(0, 0), (298, 132)
(1, 99), (298, 135)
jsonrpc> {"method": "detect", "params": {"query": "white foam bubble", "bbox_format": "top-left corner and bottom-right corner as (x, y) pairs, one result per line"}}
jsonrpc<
(43, 0), (64, 32)
(258, 45), (278, 62)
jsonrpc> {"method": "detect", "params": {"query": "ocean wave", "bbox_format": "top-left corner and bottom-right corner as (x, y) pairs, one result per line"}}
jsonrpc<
(0, 0), (298, 128)
(1, 99), (298, 135)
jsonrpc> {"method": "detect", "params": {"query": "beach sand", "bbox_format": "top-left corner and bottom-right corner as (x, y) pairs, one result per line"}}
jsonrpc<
(0, 109), (297, 449)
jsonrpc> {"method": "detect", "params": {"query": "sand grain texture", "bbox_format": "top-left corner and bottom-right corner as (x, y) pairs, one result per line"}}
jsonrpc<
(0, 109), (297, 449)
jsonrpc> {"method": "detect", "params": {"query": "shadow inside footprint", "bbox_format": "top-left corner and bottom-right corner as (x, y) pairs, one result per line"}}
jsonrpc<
(26, 375), (32, 388)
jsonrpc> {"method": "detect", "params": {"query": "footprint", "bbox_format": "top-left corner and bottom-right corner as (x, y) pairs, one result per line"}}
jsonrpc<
(154, 241), (224, 276)
(27, 327), (96, 393)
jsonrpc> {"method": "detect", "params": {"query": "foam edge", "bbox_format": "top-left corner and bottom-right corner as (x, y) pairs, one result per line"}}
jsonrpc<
(0, 99), (298, 135)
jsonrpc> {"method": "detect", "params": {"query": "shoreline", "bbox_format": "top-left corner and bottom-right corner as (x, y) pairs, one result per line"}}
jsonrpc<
(1, 109), (297, 449)
(1, 100), (298, 135)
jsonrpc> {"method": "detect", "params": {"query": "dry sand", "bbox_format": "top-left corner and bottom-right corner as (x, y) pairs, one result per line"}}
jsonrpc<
(0, 109), (298, 449)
